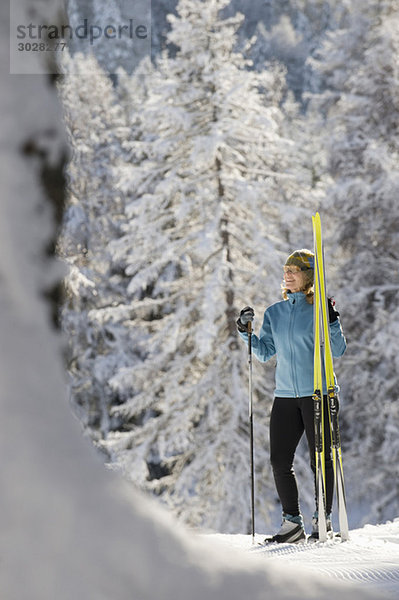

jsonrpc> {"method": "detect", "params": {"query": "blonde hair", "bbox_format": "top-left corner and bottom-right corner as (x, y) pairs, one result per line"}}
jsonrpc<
(281, 269), (314, 304)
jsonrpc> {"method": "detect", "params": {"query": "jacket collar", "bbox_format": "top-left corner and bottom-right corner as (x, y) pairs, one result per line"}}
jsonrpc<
(287, 291), (307, 305)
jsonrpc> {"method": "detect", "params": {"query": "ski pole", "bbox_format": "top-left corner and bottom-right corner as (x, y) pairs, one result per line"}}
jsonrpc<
(248, 320), (255, 544)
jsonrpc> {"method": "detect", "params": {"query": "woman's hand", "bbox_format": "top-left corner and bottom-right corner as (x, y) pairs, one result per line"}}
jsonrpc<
(236, 306), (254, 333)
(328, 298), (340, 323)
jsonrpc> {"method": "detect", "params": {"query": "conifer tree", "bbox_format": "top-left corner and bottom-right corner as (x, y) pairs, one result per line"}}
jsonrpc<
(310, 1), (399, 523)
(58, 52), (135, 436)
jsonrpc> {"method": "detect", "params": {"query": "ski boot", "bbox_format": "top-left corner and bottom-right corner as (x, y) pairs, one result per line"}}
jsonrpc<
(309, 512), (333, 541)
(264, 513), (306, 544)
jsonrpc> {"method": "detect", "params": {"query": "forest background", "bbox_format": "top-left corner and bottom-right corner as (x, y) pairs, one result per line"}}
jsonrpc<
(58, 0), (399, 534)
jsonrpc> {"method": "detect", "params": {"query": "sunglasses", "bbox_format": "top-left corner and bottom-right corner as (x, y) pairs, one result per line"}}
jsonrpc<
(283, 265), (302, 274)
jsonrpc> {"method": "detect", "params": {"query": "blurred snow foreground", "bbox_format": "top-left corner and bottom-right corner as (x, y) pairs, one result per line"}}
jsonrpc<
(0, 2), (387, 600)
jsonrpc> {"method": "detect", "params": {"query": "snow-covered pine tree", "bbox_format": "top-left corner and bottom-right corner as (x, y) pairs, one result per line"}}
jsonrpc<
(102, 0), (321, 533)
(58, 52), (138, 437)
(246, 0), (339, 102)
(310, 0), (399, 524)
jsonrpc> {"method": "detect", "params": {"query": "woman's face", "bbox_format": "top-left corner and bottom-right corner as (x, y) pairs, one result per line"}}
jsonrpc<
(283, 265), (306, 293)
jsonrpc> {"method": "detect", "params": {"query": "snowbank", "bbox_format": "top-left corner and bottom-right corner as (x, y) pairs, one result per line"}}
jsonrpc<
(207, 520), (399, 598)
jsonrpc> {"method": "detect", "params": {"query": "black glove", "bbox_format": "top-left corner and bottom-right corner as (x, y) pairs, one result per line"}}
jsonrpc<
(236, 306), (254, 333)
(328, 297), (340, 323)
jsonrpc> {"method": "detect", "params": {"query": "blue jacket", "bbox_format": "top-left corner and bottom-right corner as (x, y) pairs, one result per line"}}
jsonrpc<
(239, 291), (347, 397)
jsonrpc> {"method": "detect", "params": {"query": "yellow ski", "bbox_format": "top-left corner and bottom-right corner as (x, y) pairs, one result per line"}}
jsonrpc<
(313, 212), (349, 542)
(312, 214), (327, 542)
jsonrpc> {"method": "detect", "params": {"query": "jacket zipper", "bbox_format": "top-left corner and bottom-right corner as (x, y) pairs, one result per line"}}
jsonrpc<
(288, 299), (299, 397)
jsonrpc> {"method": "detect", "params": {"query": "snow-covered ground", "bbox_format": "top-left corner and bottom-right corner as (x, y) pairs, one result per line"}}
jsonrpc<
(206, 519), (399, 599)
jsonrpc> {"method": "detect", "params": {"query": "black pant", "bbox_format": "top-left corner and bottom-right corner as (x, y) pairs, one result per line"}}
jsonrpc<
(269, 396), (334, 517)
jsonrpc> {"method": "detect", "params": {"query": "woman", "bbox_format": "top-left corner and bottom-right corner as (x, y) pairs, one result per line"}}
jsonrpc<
(237, 249), (346, 543)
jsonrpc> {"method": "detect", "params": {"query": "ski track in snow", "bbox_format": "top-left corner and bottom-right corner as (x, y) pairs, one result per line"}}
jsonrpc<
(206, 520), (399, 598)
